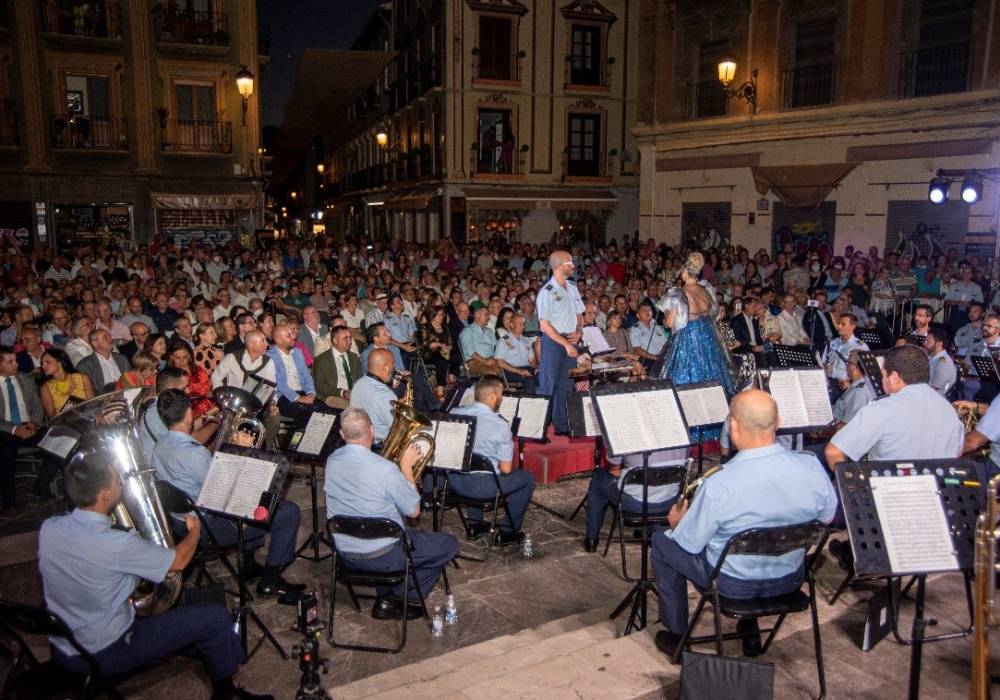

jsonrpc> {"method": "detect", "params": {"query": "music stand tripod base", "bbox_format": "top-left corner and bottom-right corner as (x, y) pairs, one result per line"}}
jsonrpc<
(295, 458), (334, 562)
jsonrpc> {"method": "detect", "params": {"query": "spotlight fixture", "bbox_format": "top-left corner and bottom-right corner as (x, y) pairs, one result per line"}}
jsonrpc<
(961, 174), (982, 204)
(928, 178), (949, 205)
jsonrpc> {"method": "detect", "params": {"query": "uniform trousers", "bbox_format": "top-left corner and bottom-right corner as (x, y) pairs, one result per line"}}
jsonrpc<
(584, 468), (676, 540)
(339, 530), (459, 600)
(201, 501), (301, 567)
(651, 533), (804, 635)
(502, 368), (538, 394)
(49, 602), (243, 680)
(425, 470), (536, 532)
(538, 335), (576, 433)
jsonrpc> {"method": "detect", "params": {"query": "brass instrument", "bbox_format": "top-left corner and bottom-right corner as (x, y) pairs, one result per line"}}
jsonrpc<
(677, 458), (722, 508)
(958, 402), (991, 460)
(210, 386), (266, 452)
(971, 474), (1000, 699)
(382, 375), (435, 482)
(53, 389), (182, 616)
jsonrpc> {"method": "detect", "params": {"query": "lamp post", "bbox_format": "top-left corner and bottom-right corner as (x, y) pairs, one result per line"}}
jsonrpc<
(717, 54), (757, 114)
(235, 65), (254, 126)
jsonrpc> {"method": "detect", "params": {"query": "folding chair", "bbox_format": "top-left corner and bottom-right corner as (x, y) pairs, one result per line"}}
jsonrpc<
(602, 465), (684, 581)
(326, 516), (435, 654)
(672, 520), (830, 699)
(440, 453), (511, 563)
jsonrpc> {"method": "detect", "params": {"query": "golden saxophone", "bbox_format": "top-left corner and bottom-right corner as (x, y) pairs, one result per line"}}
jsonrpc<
(677, 457), (722, 508)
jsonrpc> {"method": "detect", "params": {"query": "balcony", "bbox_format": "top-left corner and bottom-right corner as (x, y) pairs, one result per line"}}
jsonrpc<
(154, 8), (229, 47)
(0, 111), (18, 147)
(472, 50), (524, 83)
(563, 148), (616, 179)
(899, 41), (971, 98)
(470, 143), (525, 176)
(50, 114), (128, 150)
(44, 1), (122, 39)
(565, 57), (612, 90)
(684, 80), (728, 120)
(780, 63), (837, 109)
(160, 119), (231, 154)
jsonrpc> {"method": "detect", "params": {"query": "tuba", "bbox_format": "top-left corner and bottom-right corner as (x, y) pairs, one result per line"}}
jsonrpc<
(53, 389), (182, 616)
(210, 386), (266, 452)
(382, 375), (435, 482)
(971, 474), (1000, 699)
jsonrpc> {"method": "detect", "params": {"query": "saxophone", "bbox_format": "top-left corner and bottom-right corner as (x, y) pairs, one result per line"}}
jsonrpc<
(971, 474), (1000, 699)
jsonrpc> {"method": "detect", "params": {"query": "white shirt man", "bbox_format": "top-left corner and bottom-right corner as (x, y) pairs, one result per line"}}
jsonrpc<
(775, 294), (810, 346)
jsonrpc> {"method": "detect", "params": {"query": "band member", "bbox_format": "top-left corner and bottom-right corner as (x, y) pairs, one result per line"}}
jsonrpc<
(956, 395), (1000, 479)
(954, 301), (985, 357)
(651, 390), (838, 659)
(896, 304), (932, 346)
(314, 326), (362, 410)
(349, 348), (398, 443)
(493, 314), (538, 393)
(925, 326), (957, 396)
(325, 408), (459, 620)
(140, 368), (217, 459)
(826, 313), (869, 391)
(959, 314), (1000, 402)
(152, 390), (304, 598)
(267, 321), (316, 423)
(833, 351), (875, 427)
(39, 451), (271, 700)
(628, 303), (668, 371)
(446, 375), (535, 545)
(536, 250), (584, 435)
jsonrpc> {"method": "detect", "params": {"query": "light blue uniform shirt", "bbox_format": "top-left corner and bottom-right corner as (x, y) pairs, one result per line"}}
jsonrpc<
(628, 321), (668, 356)
(349, 375), (397, 441)
(668, 443), (837, 579)
(831, 383), (963, 461)
(451, 401), (513, 472)
(827, 335), (869, 381)
(833, 378), (875, 424)
(138, 398), (167, 462)
(607, 448), (688, 502)
(945, 280), (984, 304)
(384, 313), (415, 344)
(974, 394), (1000, 472)
(929, 350), (957, 395)
(152, 430), (212, 501)
(359, 343), (404, 373)
(39, 509), (173, 655)
(324, 443), (419, 554)
(536, 276), (584, 334)
(494, 332), (535, 367)
(955, 323), (982, 357)
(460, 323), (496, 361)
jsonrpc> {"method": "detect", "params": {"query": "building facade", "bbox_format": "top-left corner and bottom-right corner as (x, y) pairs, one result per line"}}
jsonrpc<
(635, 0), (1000, 260)
(0, 0), (266, 250)
(302, 0), (641, 246)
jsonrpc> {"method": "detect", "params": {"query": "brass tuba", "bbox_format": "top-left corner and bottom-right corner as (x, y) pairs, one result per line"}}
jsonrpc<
(382, 375), (435, 482)
(971, 474), (1000, 699)
(53, 389), (182, 616)
(210, 386), (266, 452)
(957, 402), (991, 460)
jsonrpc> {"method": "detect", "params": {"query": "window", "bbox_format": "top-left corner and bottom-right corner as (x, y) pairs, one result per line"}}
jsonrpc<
(690, 40), (728, 119)
(902, 0), (974, 97)
(570, 25), (601, 86)
(175, 83), (216, 122)
(54, 75), (124, 149)
(478, 16), (513, 80)
(567, 113), (600, 177)
(783, 17), (837, 108)
(476, 109), (516, 174)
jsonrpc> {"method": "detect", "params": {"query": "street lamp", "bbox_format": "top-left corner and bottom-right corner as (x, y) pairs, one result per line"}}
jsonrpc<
(235, 65), (254, 125)
(376, 129), (388, 148)
(316, 163), (325, 175)
(717, 54), (757, 114)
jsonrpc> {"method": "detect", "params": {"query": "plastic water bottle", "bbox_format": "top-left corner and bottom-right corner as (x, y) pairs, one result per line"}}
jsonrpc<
(445, 594), (458, 625)
(521, 533), (534, 558)
(431, 606), (444, 637)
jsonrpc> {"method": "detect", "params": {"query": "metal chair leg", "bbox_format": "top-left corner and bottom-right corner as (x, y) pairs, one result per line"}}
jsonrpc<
(711, 592), (724, 655)
(672, 593), (708, 664)
(603, 511), (618, 557)
(808, 578), (827, 699)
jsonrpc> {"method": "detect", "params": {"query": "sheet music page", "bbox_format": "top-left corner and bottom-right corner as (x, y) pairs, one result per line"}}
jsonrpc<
(224, 454), (278, 519)
(582, 326), (611, 354)
(595, 394), (650, 455)
(39, 428), (79, 459)
(297, 412), (336, 455)
(766, 371), (809, 429)
(196, 451), (243, 513)
(245, 378), (275, 406)
(581, 396), (601, 437)
(643, 389), (690, 450)
(516, 397), (549, 439)
(797, 369), (834, 426)
(459, 387), (476, 408)
(677, 386), (730, 428)
(499, 395), (518, 426)
(870, 475), (958, 574)
(431, 420), (469, 470)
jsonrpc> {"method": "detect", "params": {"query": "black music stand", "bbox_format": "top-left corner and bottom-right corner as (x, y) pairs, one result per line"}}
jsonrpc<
(591, 380), (691, 635)
(197, 446), (290, 660)
(289, 409), (341, 563)
(421, 411), (477, 533)
(764, 367), (835, 437)
(856, 328), (887, 351)
(855, 351), (888, 399)
(442, 380), (475, 412)
(970, 355), (1000, 385)
(675, 381), (729, 476)
(773, 344), (819, 368)
(505, 393), (562, 519)
(835, 459), (981, 700)
(566, 391), (605, 521)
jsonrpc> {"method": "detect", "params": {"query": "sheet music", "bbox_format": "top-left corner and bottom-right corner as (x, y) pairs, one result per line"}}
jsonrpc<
(297, 412), (336, 455)
(677, 385), (729, 428)
(499, 395), (518, 426)
(581, 396), (601, 437)
(582, 326), (611, 354)
(431, 420), (469, 470)
(870, 475), (958, 574)
(197, 451), (243, 513)
(516, 397), (549, 439)
(595, 390), (689, 456)
(197, 451), (278, 518)
(798, 368), (834, 426)
(766, 371), (809, 428)
(39, 428), (79, 459)
(244, 377), (275, 405)
(458, 387), (476, 408)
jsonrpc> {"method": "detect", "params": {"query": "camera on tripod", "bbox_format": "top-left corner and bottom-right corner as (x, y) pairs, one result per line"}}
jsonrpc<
(291, 590), (330, 700)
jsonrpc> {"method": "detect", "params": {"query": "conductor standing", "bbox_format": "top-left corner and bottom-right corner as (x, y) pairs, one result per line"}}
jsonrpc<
(536, 250), (584, 435)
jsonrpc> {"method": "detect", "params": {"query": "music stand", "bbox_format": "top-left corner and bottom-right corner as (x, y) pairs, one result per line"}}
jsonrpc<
(196, 446), (291, 660)
(566, 391), (605, 521)
(421, 411), (477, 532)
(675, 381), (729, 475)
(503, 393), (562, 518)
(773, 344), (819, 368)
(855, 351), (888, 399)
(856, 328), (886, 351)
(970, 355), (1000, 385)
(442, 380), (475, 412)
(764, 367), (835, 436)
(289, 408), (341, 563)
(835, 459), (981, 700)
(591, 380), (691, 635)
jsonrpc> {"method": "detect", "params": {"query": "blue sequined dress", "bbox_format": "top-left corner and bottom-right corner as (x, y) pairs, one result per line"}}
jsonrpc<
(656, 282), (735, 439)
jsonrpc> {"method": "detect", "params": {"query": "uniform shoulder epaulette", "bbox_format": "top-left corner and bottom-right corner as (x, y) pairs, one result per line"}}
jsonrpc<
(544, 283), (554, 291)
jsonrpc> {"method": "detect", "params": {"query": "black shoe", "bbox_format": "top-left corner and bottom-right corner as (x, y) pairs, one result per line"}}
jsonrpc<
(828, 539), (854, 573)
(256, 575), (306, 597)
(241, 561), (264, 582)
(372, 598), (423, 621)
(584, 536), (599, 553)
(466, 522), (491, 540)
(553, 430), (570, 437)
(737, 618), (762, 657)
(495, 530), (525, 546)
(654, 630), (684, 662)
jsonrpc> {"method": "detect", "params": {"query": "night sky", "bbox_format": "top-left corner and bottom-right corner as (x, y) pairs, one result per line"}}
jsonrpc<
(257, 0), (383, 128)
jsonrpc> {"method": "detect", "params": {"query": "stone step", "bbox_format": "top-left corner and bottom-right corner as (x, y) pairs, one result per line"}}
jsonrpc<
(326, 607), (673, 699)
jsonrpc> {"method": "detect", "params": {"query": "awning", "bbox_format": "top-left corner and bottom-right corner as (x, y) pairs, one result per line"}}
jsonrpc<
(461, 187), (619, 210)
(150, 194), (256, 210)
(384, 190), (439, 211)
(751, 163), (857, 210)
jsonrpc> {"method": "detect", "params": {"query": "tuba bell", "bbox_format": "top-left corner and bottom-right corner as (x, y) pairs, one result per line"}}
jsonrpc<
(382, 375), (435, 482)
(53, 389), (182, 616)
(210, 386), (266, 452)
(970, 474), (1000, 699)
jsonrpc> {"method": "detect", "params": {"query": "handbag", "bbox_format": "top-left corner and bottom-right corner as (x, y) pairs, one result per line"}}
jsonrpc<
(680, 651), (774, 700)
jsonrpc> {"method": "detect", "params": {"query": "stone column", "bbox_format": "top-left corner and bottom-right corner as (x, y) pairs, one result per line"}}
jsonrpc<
(126, 0), (158, 174)
(12, 0), (48, 172)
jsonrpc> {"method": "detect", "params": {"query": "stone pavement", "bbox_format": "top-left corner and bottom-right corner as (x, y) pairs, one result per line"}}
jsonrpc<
(0, 471), (995, 699)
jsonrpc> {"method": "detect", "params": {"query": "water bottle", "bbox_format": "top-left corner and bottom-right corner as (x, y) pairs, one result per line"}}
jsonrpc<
(431, 606), (444, 637)
(445, 594), (458, 625)
(521, 533), (534, 558)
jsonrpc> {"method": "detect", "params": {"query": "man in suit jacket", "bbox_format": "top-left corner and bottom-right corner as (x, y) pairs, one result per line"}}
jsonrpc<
(76, 330), (130, 394)
(732, 297), (764, 353)
(313, 327), (362, 409)
(802, 290), (835, 354)
(0, 345), (54, 505)
(118, 322), (151, 366)
(297, 306), (329, 361)
(15, 326), (46, 374)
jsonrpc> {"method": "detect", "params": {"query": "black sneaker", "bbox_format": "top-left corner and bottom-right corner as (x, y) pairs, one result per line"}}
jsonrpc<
(654, 630), (684, 663)
(256, 575), (306, 597)
(372, 598), (423, 621)
(495, 530), (525, 546)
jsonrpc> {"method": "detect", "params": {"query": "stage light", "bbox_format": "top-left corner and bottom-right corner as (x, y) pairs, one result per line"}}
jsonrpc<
(961, 175), (982, 204)
(928, 178), (949, 204)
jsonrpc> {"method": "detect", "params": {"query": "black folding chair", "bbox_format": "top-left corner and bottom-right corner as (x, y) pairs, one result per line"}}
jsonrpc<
(672, 521), (830, 699)
(440, 453), (511, 563)
(326, 516), (433, 654)
(0, 598), (128, 699)
(602, 465), (685, 582)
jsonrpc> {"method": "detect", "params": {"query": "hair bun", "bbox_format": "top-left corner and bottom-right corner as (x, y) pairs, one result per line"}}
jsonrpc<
(684, 252), (705, 277)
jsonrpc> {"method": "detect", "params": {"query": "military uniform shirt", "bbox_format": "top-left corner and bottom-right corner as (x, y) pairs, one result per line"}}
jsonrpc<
(945, 280), (984, 304)
(349, 375), (397, 441)
(955, 323), (982, 356)
(628, 321), (668, 357)
(459, 324), (496, 361)
(973, 394), (1000, 472)
(39, 509), (174, 655)
(494, 333), (535, 368)
(384, 313), (415, 344)
(833, 378), (875, 424)
(536, 276), (584, 334)
(152, 430), (212, 501)
(828, 335), (870, 381)
(451, 401), (513, 471)
(929, 350), (957, 395)
(831, 383), (963, 461)
(138, 397), (167, 462)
